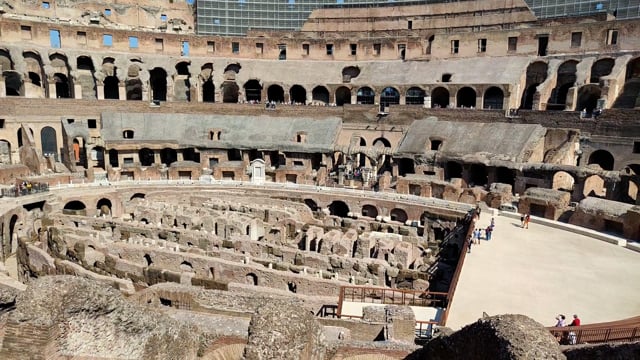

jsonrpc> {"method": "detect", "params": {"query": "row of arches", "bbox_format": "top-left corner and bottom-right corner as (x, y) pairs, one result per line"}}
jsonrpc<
(309, 199), (410, 223)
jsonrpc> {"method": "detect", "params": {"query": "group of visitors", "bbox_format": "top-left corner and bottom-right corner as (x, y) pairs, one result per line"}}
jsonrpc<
(520, 213), (531, 229)
(555, 314), (581, 345)
(467, 217), (495, 253)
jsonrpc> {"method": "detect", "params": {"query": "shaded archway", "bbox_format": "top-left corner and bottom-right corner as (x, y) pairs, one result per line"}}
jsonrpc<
(469, 163), (488, 186)
(445, 161), (463, 180)
(495, 167), (515, 188)
(174, 62), (191, 102)
(125, 78), (142, 100)
(583, 175), (606, 198)
(552, 171), (575, 191)
(304, 199), (318, 211)
(202, 79), (215, 102)
(221, 81), (239, 103)
(547, 60), (578, 110)
(520, 61), (548, 109)
(9, 214), (19, 254)
(96, 198), (112, 215)
(390, 208), (408, 223)
(63, 201), (87, 215)
(130, 193), (146, 200)
(40, 126), (57, 160)
(103, 75), (119, 99)
(483, 87), (504, 109)
(267, 85), (284, 103)
(328, 200), (349, 217)
(149, 67), (167, 101)
(372, 137), (391, 148)
(3, 72), (22, 96)
(108, 149), (119, 167)
(0, 140), (11, 164)
(342, 66), (360, 81)
(160, 148), (177, 166)
(431, 87), (449, 108)
(406, 87), (425, 105)
(380, 87), (400, 106)
(614, 57), (640, 108)
(361, 205), (378, 218)
(76, 56), (96, 99)
(53, 73), (71, 98)
(312, 86), (329, 104)
(590, 58), (615, 84)
(289, 85), (306, 104)
(139, 148), (154, 166)
(456, 87), (476, 108)
(335, 86), (351, 106)
(587, 150), (614, 171)
(246, 273), (258, 286)
(576, 85), (601, 113)
(244, 79), (262, 102)
(356, 87), (374, 105)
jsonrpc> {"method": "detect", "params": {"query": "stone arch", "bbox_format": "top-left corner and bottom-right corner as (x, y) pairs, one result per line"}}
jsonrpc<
(4, 72), (23, 96)
(576, 84), (601, 113)
(224, 63), (241, 74)
(40, 126), (58, 160)
(8, 214), (19, 254)
(0, 48), (13, 72)
(144, 254), (153, 266)
(583, 175), (606, 197)
(125, 63), (142, 101)
(445, 161), (463, 180)
(304, 199), (318, 211)
(335, 86), (351, 106)
(96, 198), (112, 215)
(588, 149), (614, 171)
(328, 200), (350, 217)
(246, 273), (258, 286)
(180, 261), (193, 272)
(456, 86), (477, 108)
(160, 148), (177, 166)
(50, 53), (72, 97)
(267, 84), (285, 103)
(63, 200), (87, 215)
(431, 87), (449, 108)
(406, 87), (425, 105)
(356, 86), (375, 105)
(547, 60), (578, 110)
(174, 61), (191, 102)
(552, 171), (575, 191)
(520, 61), (548, 109)
(221, 81), (239, 103)
(380, 87), (400, 106)
(289, 84), (306, 104)
(23, 51), (45, 96)
(108, 149), (119, 167)
(244, 79), (262, 102)
(613, 57), (640, 108)
(361, 205), (378, 218)
(390, 208), (408, 223)
(103, 75), (119, 99)
(139, 148), (154, 166)
(342, 66), (360, 81)
(469, 163), (488, 186)
(130, 193), (146, 200)
(53, 73), (71, 98)
(372, 137), (391, 148)
(200, 63), (215, 103)
(0, 140), (11, 164)
(312, 86), (329, 104)
(483, 86), (504, 109)
(149, 67), (168, 101)
(495, 166), (515, 188)
(590, 58), (615, 83)
(76, 56), (96, 99)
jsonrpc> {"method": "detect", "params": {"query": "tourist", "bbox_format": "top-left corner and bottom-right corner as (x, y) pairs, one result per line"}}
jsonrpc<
(555, 314), (566, 327)
(467, 236), (473, 253)
(490, 217), (495, 228)
(485, 226), (493, 241)
(520, 213), (525, 227)
(569, 314), (580, 327)
(524, 213), (531, 229)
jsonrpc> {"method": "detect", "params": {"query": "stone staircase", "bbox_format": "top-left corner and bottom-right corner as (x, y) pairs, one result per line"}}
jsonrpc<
(0, 321), (54, 360)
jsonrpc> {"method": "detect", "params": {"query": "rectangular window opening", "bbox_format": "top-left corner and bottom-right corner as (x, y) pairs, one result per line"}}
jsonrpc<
(326, 44), (334, 56)
(451, 40), (459, 54)
(42, 2), (50, 9)
(302, 44), (310, 56)
(103, 34), (113, 47)
(104, 9), (111, 16)
(478, 38), (487, 52)
(633, 141), (640, 154)
(88, 119), (97, 129)
(77, 31), (87, 45)
(155, 38), (164, 51)
(350, 43), (357, 56)
(408, 20), (413, 30)
(508, 36), (518, 52)
(607, 29), (618, 45)
(232, 42), (240, 54)
(207, 41), (215, 53)
(256, 42), (263, 54)
(129, 36), (139, 49)
(373, 43), (381, 56)
(21, 25), (32, 39)
(571, 32), (582, 48)
(49, 29), (61, 49)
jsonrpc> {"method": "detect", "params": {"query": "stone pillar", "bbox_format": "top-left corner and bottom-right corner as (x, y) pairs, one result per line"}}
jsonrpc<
(0, 76), (6, 97)
(571, 177), (586, 202)
(118, 81), (126, 100)
(566, 86), (578, 111)
(96, 82), (105, 100)
(605, 179), (621, 201)
(399, 91), (406, 105)
(48, 79), (57, 99)
(154, 152), (161, 164)
(177, 151), (184, 162)
(74, 84), (83, 99)
(351, 93), (357, 105)
(166, 75), (174, 102)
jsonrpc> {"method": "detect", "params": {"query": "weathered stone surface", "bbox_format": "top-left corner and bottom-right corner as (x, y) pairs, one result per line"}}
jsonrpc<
(420, 314), (566, 360)
(563, 341), (640, 360)
(243, 301), (326, 360)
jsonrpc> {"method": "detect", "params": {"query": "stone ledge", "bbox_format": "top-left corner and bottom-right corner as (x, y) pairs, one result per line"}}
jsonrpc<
(498, 210), (627, 247)
(625, 242), (640, 253)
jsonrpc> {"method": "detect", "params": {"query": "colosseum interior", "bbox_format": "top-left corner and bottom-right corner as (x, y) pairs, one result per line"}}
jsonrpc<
(0, 0), (639, 358)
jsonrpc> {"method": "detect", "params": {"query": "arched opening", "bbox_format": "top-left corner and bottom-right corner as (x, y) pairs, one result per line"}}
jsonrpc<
(520, 61), (548, 109)
(160, 148), (177, 166)
(483, 87), (504, 109)
(108, 149), (119, 167)
(17, 128), (23, 147)
(76, 56), (96, 99)
(125, 78), (142, 100)
(361, 205), (378, 218)
(469, 163), (488, 186)
(149, 68), (167, 101)
(40, 126), (58, 160)
(312, 86), (329, 104)
(289, 85), (306, 104)
(96, 198), (112, 215)
(180, 261), (193, 272)
(221, 81), (239, 103)
(372, 137), (391, 148)
(405, 87), (425, 105)
(445, 161), (463, 180)
(77, 56), (94, 70)
(103, 75), (119, 99)
(380, 87), (400, 106)
(342, 66), (360, 81)
(63, 201), (87, 215)
(202, 79), (215, 102)
(495, 167), (515, 188)
(28, 72), (41, 87)
(267, 84), (285, 103)
(0, 140), (11, 164)
(587, 150), (614, 171)
(175, 62), (189, 76)
(456, 87), (477, 108)
(54, 73), (71, 98)
(72, 137), (86, 166)
(328, 200), (349, 217)
(583, 175), (606, 198)
(139, 148), (154, 166)
(547, 60), (578, 110)
(174, 62), (191, 102)
(590, 58), (615, 83)
(614, 57), (640, 108)
(552, 171), (575, 192)
(577, 85), (601, 113)
(397, 158), (414, 176)
(335, 86), (351, 106)
(4, 72), (21, 96)
(130, 193), (145, 200)
(356, 87), (375, 105)
(144, 254), (153, 266)
(244, 79), (262, 102)
(431, 87), (450, 108)
(93, 146), (105, 169)
(390, 208), (408, 223)
(287, 282), (297, 293)
(9, 214), (19, 254)
(246, 273), (258, 286)
(304, 199), (318, 211)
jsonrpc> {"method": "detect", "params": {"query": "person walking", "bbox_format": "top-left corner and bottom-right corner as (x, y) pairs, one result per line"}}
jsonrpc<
(485, 226), (493, 241)
(524, 213), (531, 229)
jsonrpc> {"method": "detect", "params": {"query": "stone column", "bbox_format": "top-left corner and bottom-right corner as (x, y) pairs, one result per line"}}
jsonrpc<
(351, 93), (357, 105)
(48, 78), (57, 99)
(118, 81), (126, 100)
(96, 81), (105, 100)
(166, 74), (174, 102)
(0, 75), (6, 97)
(74, 84), (83, 99)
